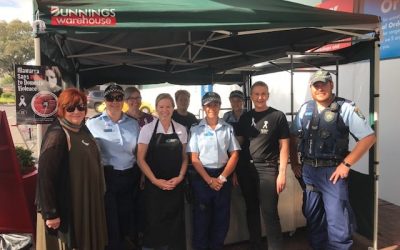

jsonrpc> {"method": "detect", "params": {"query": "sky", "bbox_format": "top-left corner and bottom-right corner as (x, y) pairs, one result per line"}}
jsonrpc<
(0, 0), (33, 23)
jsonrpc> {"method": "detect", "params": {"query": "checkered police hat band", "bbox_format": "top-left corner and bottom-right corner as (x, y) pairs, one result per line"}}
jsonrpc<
(104, 86), (124, 97)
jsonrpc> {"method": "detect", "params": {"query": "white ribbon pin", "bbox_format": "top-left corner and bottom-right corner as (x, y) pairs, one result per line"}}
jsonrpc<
(19, 95), (27, 107)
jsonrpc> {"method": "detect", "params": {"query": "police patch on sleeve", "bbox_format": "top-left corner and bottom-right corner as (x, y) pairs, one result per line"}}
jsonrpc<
(354, 107), (365, 120)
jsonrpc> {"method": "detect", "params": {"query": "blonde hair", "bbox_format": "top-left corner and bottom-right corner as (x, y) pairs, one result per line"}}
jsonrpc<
(155, 93), (175, 108)
(124, 86), (141, 99)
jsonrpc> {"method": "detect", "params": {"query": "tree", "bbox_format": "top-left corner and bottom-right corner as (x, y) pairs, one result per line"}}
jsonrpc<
(0, 74), (14, 86)
(0, 20), (34, 77)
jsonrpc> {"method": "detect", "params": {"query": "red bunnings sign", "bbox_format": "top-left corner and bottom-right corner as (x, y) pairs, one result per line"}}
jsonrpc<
(312, 0), (354, 52)
(50, 6), (117, 26)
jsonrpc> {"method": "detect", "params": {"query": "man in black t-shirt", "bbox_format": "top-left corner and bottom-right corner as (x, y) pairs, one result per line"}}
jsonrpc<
(237, 81), (290, 250)
(172, 89), (198, 132)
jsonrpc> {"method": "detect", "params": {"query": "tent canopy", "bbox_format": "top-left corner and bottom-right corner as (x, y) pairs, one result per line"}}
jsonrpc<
(34, 0), (380, 88)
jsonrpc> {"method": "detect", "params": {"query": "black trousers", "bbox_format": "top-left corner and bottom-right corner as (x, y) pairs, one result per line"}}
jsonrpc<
(104, 166), (141, 250)
(235, 162), (262, 249)
(236, 162), (283, 250)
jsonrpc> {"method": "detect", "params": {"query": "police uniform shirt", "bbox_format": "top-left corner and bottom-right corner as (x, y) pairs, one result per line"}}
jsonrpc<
(222, 110), (244, 135)
(222, 110), (243, 124)
(187, 118), (241, 169)
(138, 118), (188, 145)
(86, 112), (140, 170)
(237, 107), (290, 163)
(290, 98), (374, 140)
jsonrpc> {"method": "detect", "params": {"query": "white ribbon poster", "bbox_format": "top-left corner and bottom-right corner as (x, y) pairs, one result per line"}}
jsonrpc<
(14, 65), (63, 124)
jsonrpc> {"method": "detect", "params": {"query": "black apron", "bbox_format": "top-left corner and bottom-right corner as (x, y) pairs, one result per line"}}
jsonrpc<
(143, 120), (185, 248)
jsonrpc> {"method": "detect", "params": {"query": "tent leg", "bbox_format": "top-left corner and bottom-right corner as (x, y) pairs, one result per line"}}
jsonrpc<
(243, 74), (252, 111)
(369, 38), (380, 250)
(290, 54), (294, 122)
(34, 36), (44, 159)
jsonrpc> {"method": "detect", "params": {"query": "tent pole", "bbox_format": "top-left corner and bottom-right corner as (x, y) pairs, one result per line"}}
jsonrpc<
(76, 72), (80, 89)
(369, 37), (380, 250)
(34, 36), (43, 159)
(243, 73), (252, 111)
(290, 54), (294, 122)
(336, 59), (339, 96)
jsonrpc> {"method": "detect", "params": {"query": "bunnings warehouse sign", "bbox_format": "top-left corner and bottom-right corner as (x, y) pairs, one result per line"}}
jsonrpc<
(14, 65), (63, 125)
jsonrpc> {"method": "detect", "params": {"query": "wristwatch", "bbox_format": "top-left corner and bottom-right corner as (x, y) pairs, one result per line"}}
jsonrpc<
(218, 175), (227, 183)
(342, 161), (352, 168)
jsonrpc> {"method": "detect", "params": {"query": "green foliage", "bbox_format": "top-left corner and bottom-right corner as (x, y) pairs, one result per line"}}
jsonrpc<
(0, 92), (15, 104)
(15, 146), (35, 174)
(0, 74), (14, 86)
(0, 20), (34, 76)
(0, 87), (2, 96)
(1, 92), (15, 99)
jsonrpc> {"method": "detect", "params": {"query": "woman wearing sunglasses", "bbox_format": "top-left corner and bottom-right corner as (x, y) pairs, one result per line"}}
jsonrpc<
(86, 84), (140, 250)
(36, 88), (107, 250)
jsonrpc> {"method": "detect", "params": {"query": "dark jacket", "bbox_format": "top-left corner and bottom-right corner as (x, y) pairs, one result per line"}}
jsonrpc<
(35, 118), (75, 247)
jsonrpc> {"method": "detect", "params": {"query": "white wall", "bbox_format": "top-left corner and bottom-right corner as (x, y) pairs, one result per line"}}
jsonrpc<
(379, 58), (400, 205)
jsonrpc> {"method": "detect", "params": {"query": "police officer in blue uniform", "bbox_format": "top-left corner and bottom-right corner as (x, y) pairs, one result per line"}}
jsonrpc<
(290, 70), (376, 250)
(187, 92), (240, 250)
(86, 84), (140, 250)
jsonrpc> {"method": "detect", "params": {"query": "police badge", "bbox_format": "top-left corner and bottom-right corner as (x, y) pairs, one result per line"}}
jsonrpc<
(324, 111), (335, 122)
(354, 107), (365, 120)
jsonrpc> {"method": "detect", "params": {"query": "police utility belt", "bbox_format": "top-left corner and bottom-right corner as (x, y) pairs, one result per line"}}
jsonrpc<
(302, 158), (341, 168)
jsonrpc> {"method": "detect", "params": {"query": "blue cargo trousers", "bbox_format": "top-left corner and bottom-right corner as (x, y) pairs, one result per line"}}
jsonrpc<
(302, 164), (355, 250)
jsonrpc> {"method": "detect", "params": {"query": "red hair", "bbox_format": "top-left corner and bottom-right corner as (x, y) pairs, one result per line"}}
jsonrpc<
(57, 88), (87, 118)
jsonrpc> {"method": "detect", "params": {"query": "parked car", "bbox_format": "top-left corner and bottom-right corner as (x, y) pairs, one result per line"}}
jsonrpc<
(96, 100), (154, 114)
(87, 90), (104, 112)
(87, 89), (155, 114)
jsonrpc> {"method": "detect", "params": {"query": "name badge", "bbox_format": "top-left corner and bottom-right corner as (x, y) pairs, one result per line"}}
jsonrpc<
(104, 128), (112, 132)
(205, 131), (214, 136)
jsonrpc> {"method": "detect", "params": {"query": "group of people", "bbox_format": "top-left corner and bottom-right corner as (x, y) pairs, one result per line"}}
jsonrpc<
(35, 69), (376, 250)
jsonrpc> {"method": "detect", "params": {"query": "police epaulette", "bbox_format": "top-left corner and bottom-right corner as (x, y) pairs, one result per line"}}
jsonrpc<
(88, 113), (102, 119)
(190, 122), (199, 128)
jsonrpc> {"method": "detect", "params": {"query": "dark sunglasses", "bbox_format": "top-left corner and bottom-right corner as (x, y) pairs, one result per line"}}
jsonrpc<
(65, 103), (86, 112)
(105, 95), (124, 102)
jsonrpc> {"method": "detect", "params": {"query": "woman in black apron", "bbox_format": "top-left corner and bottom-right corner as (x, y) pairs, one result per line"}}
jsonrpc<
(137, 93), (188, 250)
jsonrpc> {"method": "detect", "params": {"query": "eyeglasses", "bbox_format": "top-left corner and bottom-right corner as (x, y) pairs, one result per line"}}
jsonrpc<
(65, 103), (86, 112)
(105, 95), (124, 102)
(127, 96), (142, 101)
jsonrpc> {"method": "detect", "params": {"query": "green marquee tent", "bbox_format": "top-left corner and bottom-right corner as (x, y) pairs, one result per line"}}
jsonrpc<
(32, 0), (381, 248)
(33, 0), (380, 87)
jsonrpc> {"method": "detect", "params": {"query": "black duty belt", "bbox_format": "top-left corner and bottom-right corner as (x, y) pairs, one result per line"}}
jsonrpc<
(250, 160), (277, 168)
(104, 165), (134, 176)
(302, 158), (341, 167)
(191, 167), (225, 181)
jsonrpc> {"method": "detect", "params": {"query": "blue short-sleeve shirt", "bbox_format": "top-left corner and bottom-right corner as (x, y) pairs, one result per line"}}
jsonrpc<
(187, 118), (240, 169)
(86, 112), (140, 170)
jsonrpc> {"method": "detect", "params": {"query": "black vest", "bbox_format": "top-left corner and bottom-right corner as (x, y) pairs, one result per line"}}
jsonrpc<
(299, 97), (349, 161)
